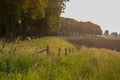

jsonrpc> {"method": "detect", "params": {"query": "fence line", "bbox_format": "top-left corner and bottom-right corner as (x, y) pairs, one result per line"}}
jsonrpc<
(38, 46), (80, 56)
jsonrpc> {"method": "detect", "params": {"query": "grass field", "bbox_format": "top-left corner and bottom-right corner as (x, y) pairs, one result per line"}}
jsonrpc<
(0, 37), (120, 80)
(0, 37), (75, 55)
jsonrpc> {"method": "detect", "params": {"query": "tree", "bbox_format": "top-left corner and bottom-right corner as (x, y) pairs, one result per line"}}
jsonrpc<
(37, 0), (69, 35)
(111, 32), (118, 37)
(19, 0), (48, 38)
(0, 0), (69, 40)
(104, 30), (109, 36)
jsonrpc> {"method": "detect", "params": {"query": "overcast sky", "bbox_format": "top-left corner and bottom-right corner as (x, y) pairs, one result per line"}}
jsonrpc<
(61, 0), (120, 33)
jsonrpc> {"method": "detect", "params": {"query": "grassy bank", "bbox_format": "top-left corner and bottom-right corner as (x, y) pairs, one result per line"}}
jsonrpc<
(0, 37), (75, 55)
(0, 37), (120, 80)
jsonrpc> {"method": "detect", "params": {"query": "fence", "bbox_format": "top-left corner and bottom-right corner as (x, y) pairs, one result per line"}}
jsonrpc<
(38, 46), (80, 56)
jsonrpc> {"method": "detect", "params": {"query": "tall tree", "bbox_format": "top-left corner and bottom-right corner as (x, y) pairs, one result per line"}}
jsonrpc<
(19, 0), (48, 38)
(37, 0), (68, 35)
(104, 30), (109, 36)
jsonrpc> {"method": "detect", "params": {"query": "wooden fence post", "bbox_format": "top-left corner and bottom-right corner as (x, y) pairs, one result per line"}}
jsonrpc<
(69, 48), (71, 53)
(58, 48), (61, 56)
(72, 48), (74, 53)
(65, 48), (67, 56)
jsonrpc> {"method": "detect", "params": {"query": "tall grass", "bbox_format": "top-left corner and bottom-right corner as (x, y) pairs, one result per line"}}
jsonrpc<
(0, 46), (120, 80)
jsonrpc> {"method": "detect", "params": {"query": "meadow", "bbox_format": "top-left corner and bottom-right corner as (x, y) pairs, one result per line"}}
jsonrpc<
(0, 37), (120, 80)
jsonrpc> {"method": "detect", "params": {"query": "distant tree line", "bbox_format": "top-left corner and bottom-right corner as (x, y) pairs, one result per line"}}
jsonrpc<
(59, 18), (102, 36)
(0, 0), (69, 41)
(104, 30), (120, 37)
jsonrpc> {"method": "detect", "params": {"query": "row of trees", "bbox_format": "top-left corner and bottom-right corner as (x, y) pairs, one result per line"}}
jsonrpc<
(104, 30), (120, 37)
(0, 0), (69, 40)
(59, 18), (102, 36)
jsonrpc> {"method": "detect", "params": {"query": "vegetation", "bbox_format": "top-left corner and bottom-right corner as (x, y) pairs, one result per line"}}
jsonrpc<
(111, 32), (118, 37)
(0, 0), (69, 40)
(104, 30), (109, 36)
(59, 17), (102, 36)
(0, 0), (119, 79)
(57, 36), (89, 40)
(0, 0), (104, 41)
(0, 37), (75, 54)
(0, 0), (105, 42)
(0, 45), (120, 80)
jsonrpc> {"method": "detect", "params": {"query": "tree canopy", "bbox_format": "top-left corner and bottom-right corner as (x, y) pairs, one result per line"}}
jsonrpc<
(0, 0), (68, 40)
(60, 17), (102, 36)
(0, 0), (103, 41)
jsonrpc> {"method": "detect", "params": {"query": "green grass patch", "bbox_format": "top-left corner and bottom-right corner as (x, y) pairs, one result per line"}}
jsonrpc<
(1, 37), (75, 55)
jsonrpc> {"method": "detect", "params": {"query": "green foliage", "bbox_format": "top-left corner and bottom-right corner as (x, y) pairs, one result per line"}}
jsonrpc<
(0, 0), (48, 39)
(0, 0), (69, 39)
(34, 0), (69, 36)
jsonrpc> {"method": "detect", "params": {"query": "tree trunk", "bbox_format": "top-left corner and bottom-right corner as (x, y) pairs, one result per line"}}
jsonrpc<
(4, 15), (10, 41)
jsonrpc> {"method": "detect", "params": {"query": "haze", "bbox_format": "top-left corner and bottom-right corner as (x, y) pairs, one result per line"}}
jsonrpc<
(61, 0), (120, 33)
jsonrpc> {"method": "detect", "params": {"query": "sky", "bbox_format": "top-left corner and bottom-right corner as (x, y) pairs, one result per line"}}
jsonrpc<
(61, 0), (120, 33)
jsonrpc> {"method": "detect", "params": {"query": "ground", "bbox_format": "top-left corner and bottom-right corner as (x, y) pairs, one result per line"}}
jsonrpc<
(68, 38), (120, 52)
